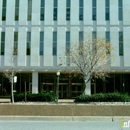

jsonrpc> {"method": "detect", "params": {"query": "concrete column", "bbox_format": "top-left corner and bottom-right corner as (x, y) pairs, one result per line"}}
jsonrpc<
(124, 27), (130, 66)
(44, 0), (53, 25)
(123, 0), (130, 25)
(110, 27), (120, 67)
(4, 27), (14, 66)
(19, 0), (28, 25)
(84, 27), (93, 41)
(97, 0), (105, 25)
(71, 0), (79, 25)
(0, 0), (2, 25)
(6, 0), (15, 25)
(31, 27), (40, 66)
(57, 27), (66, 66)
(110, 0), (118, 25)
(70, 27), (79, 67)
(17, 27), (27, 66)
(32, 0), (40, 25)
(84, 0), (92, 25)
(97, 27), (105, 38)
(32, 72), (38, 94)
(58, 0), (66, 25)
(44, 27), (53, 66)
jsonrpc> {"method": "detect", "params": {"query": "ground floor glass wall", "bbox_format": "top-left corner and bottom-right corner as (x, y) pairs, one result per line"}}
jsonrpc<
(0, 73), (130, 98)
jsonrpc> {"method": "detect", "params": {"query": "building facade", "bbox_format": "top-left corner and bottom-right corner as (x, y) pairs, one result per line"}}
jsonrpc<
(0, 0), (130, 98)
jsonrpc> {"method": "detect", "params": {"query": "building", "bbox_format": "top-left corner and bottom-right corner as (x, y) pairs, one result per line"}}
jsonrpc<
(0, 0), (130, 98)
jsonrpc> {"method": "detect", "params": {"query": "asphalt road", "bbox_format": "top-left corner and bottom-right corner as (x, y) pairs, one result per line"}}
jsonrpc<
(0, 120), (129, 130)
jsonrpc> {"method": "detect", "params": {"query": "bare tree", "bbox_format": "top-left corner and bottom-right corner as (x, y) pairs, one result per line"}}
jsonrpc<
(66, 37), (113, 94)
(2, 48), (17, 103)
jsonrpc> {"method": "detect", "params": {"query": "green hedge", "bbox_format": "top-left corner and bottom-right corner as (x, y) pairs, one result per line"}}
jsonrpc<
(75, 92), (130, 102)
(14, 92), (56, 102)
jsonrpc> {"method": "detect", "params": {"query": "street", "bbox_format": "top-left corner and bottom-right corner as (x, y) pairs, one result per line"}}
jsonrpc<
(0, 120), (129, 130)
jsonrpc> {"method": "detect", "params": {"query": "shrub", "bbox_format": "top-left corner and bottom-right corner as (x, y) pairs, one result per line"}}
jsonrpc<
(14, 92), (56, 102)
(75, 92), (130, 102)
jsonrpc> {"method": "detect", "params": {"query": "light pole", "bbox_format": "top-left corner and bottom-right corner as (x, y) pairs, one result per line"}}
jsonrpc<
(56, 71), (60, 103)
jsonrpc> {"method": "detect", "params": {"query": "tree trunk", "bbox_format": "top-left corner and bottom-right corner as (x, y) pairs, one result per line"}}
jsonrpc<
(83, 75), (91, 95)
(11, 72), (14, 103)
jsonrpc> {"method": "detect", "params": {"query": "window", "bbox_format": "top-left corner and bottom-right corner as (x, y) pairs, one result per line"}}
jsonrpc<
(27, 32), (31, 55)
(92, 0), (96, 20)
(53, 32), (57, 55)
(118, 0), (123, 21)
(14, 32), (18, 55)
(79, 0), (83, 20)
(15, 0), (19, 21)
(66, 32), (70, 53)
(53, 0), (57, 21)
(40, 32), (44, 55)
(106, 32), (110, 42)
(106, 32), (110, 54)
(2, 0), (6, 21)
(105, 0), (109, 21)
(119, 32), (123, 56)
(92, 32), (97, 51)
(92, 32), (97, 43)
(79, 31), (83, 46)
(1, 32), (5, 55)
(66, 0), (70, 21)
(27, 0), (32, 21)
(40, 0), (45, 20)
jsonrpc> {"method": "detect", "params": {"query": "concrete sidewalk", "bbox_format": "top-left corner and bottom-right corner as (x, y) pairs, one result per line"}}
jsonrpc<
(0, 116), (130, 121)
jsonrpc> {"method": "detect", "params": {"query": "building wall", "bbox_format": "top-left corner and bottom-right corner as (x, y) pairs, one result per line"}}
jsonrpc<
(0, 0), (130, 95)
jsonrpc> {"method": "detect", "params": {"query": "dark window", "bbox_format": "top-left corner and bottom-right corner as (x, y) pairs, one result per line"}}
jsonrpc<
(40, 32), (44, 55)
(40, 0), (45, 20)
(92, 0), (96, 20)
(79, 0), (83, 20)
(92, 32), (97, 51)
(2, 0), (6, 21)
(119, 32), (123, 56)
(118, 0), (123, 21)
(106, 32), (110, 42)
(66, 0), (70, 20)
(15, 0), (19, 21)
(1, 32), (5, 55)
(53, 0), (57, 20)
(66, 32), (70, 53)
(27, 0), (32, 21)
(105, 0), (109, 20)
(79, 31), (83, 41)
(53, 32), (57, 55)
(27, 32), (31, 55)
(14, 32), (18, 55)
(106, 32), (110, 54)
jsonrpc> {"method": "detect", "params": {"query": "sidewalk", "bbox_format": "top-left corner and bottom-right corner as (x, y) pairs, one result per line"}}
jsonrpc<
(0, 116), (130, 121)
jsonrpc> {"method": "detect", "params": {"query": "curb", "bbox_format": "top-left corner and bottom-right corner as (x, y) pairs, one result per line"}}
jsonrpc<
(0, 116), (130, 121)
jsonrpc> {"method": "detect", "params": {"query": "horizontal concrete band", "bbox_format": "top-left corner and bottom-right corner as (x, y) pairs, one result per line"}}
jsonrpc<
(0, 116), (130, 121)
(0, 104), (130, 116)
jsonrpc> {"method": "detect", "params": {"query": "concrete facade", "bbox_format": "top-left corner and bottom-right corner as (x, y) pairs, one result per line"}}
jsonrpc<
(0, 0), (130, 97)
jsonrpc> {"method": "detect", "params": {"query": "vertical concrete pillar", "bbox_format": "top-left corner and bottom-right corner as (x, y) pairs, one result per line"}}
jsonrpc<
(0, 0), (2, 25)
(6, 0), (15, 25)
(44, 0), (53, 25)
(58, 0), (66, 25)
(97, 0), (105, 25)
(84, 0), (92, 25)
(123, 0), (130, 25)
(71, 0), (79, 25)
(32, 72), (38, 94)
(57, 27), (66, 66)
